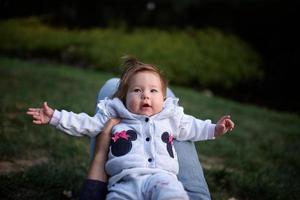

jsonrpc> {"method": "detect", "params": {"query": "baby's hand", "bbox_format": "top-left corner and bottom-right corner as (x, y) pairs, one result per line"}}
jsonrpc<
(214, 115), (235, 137)
(26, 102), (54, 124)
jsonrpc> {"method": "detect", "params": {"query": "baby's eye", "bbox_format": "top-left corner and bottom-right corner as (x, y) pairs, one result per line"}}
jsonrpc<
(133, 88), (142, 93)
(151, 89), (158, 93)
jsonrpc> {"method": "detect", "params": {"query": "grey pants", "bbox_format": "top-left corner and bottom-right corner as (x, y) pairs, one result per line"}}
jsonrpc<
(90, 78), (211, 200)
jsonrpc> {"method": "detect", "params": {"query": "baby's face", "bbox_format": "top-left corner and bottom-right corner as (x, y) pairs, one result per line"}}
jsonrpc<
(126, 71), (164, 116)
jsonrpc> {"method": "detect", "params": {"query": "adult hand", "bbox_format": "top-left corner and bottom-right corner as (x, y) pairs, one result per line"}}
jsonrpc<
(96, 118), (121, 152)
(87, 118), (121, 181)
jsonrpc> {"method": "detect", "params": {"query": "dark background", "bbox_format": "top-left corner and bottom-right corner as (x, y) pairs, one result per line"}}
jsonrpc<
(0, 0), (299, 113)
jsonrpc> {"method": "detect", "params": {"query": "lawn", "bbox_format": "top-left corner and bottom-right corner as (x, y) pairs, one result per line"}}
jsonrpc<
(0, 56), (299, 200)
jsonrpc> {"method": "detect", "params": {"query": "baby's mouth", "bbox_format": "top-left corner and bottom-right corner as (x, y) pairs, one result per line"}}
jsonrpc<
(142, 103), (151, 108)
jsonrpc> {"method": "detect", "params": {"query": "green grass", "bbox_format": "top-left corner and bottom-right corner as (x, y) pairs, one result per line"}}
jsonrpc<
(0, 56), (299, 199)
(0, 17), (262, 90)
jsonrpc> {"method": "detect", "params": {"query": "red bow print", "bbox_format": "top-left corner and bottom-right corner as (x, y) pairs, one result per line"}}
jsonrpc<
(112, 130), (129, 142)
(169, 134), (174, 144)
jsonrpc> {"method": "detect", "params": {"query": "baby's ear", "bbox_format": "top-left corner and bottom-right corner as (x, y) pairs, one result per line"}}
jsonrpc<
(161, 132), (169, 143)
(127, 130), (137, 141)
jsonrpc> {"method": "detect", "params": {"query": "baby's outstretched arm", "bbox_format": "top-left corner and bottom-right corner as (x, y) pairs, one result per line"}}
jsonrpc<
(26, 102), (54, 124)
(214, 115), (235, 137)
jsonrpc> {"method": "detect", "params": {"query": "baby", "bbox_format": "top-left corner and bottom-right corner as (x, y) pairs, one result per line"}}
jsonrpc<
(27, 56), (234, 200)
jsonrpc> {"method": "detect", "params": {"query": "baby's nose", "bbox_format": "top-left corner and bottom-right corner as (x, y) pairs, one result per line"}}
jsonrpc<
(142, 92), (150, 99)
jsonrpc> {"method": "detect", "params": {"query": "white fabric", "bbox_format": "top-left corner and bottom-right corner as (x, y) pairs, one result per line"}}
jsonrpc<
(49, 97), (216, 187)
(107, 171), (189, 200)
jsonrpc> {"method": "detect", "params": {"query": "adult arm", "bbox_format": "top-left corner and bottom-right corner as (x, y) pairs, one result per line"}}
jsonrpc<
(87, 118), (120, 181)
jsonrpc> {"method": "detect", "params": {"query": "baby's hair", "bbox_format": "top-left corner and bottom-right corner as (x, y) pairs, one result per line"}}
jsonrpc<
(113, 55), (168, 103)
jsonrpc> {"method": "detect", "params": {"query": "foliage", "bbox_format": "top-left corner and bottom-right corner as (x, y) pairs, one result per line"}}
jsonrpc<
(0, 57), (299, 199)
(0, 17), (263, 89)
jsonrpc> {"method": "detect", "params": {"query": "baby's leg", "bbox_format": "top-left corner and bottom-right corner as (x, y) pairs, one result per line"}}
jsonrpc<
(106, 174), (144, 200)
(143, 172), (189, 200)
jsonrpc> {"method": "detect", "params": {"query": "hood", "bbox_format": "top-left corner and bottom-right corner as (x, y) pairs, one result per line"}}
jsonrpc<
(96, 97), (181, 121)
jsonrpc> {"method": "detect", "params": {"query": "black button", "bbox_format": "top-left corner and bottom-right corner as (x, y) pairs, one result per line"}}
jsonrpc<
(145, 118), (149, 122)
(148, 158), (152, 162)
(146, 137), (150, 142)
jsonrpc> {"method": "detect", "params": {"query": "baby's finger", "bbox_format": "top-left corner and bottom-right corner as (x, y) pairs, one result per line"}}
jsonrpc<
(226, 121), (235, 131)
(26, 111), (37, 115)
(223, 115), (231, 120)
(33, 120), (42, 124)
(228, 120), (235, 127)
(219, 115), (231, 122)
(28, 108), (40, 112)
(32, 115), (41, 120)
